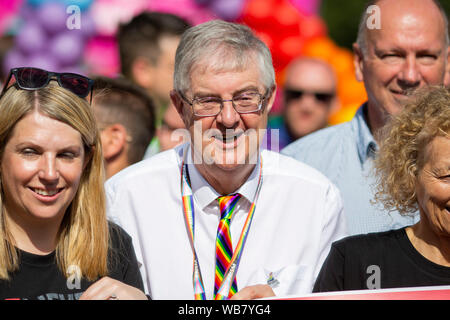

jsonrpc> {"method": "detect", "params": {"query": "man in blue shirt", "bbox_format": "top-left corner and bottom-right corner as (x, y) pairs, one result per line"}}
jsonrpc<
(282, 0), (450, 235)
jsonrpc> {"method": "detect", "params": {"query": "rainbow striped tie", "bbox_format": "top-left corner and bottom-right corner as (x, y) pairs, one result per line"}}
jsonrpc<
(214, 193), (241, 299)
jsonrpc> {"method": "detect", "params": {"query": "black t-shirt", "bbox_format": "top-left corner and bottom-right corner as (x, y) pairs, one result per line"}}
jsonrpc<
(313, 228), (450, 292)
(0, 222), (144, 300)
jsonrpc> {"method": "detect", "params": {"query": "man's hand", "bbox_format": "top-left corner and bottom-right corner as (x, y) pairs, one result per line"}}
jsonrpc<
(230, 284), (275, 300)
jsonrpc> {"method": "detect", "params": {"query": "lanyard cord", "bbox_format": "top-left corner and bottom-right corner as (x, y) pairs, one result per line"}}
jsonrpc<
(180, 148), (263, 300)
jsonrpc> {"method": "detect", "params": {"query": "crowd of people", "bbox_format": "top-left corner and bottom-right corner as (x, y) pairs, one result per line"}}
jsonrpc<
(0, 0), (449, 300)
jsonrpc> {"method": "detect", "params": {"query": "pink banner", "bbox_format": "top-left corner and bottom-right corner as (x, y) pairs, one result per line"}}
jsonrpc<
(271, 286), (450, 300)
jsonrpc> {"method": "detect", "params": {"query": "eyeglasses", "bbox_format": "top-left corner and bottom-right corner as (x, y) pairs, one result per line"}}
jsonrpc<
(284, 88), (335, 104)
(179, 90), (268, 117)
(0, 67), (94, 102)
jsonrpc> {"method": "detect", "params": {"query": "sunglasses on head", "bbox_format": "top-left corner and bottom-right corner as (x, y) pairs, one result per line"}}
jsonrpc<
(1, 67), (94, 102)
(284, 88), (335, 104)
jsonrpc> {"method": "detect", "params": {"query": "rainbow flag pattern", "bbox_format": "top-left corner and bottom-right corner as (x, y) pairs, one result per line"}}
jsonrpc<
(214, 193), (241, 299)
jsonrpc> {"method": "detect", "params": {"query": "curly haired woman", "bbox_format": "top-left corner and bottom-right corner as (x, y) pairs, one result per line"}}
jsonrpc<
(313, 86), (450, 292)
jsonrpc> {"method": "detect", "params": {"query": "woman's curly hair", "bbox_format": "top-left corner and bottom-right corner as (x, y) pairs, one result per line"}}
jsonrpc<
(373, 86), (450, 215)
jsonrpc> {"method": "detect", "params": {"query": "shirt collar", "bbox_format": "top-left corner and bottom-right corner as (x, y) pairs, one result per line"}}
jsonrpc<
(185, 145), (261, 210)
(352, 103), (378, 163)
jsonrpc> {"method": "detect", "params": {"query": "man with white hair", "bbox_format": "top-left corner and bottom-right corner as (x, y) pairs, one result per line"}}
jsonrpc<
(106, 20), (346, 300)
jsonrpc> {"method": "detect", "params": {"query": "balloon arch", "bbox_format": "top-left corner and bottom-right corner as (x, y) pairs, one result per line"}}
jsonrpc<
(1, 0), (366, 124)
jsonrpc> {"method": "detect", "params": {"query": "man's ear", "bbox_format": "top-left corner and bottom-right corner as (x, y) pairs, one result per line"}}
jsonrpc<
(170, 90), (191, 127)
(100, 124), (128, 161)
(131, 57), (154, 90)
(265, 85), (277, 114)
(353, 42), (365, 83)
(170, 90), (183, 114)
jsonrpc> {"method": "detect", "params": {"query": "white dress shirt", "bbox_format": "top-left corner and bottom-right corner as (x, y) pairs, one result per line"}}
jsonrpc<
(106, 143), (347, 299)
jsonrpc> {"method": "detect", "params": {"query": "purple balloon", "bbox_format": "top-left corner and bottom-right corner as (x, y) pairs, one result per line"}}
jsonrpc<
(19, 4), (37, 21)
(194, 0), (214, 6)
(49, 31), (84, 67)
(3, 49), (26, 75)
(37, 2), (68, 35)
(16, 22), (47, 55)
(27, 53), (60, 72)
(59, 65), (83, 75)
(80, 13), (96, 39)
(210, 0), (245, 21)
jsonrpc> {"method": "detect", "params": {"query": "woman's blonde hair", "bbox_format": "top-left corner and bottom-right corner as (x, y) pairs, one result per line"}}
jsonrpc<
(0, 84), (109, 281)
(373, 86), (450, 215)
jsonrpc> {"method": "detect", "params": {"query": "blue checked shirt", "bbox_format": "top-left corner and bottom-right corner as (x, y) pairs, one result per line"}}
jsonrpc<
(282, 103), (418, 235)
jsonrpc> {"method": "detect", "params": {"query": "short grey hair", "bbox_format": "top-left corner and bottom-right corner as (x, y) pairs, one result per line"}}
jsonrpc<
(356, 0), (449, 55)
(173, 20), (275, 95)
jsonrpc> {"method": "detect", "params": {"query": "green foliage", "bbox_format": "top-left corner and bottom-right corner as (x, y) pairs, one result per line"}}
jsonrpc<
(320, 0), (450, 50)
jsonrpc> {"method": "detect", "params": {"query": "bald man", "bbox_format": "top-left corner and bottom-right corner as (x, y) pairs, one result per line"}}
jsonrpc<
(283, 0), (450, 235)
(282, 57), (338, 146)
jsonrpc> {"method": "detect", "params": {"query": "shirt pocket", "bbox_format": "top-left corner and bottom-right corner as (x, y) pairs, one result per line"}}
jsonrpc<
(247, 264), (311, 296)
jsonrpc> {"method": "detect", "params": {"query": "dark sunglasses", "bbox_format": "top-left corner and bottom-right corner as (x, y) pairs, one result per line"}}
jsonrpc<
(1, 67), (94, 102)
(284, 88), (335, 104)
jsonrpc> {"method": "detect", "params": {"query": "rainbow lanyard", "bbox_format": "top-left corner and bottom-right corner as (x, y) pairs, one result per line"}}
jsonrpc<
(180, 148), (263, 300)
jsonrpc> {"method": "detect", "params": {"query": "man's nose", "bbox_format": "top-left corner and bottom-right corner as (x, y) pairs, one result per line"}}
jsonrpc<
(295, 93), (319, 109)
(398, 56), (422, 88)
(217, 100), (240, 128)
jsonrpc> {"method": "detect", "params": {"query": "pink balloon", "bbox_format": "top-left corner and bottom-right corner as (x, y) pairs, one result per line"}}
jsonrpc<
(84, 36), (120, 76)
(289, 0), (321, 16)
(0, 0), (23, 35)
(148, 0), (216, 25)
(90, 0), (149, 36)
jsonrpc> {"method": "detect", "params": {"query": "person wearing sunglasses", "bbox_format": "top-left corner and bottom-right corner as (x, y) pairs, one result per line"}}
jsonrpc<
(283, 0), (449, 236)
(0, 67), (147, 300)
(273, 57), (338, 150)
(0, 67), (94, 102)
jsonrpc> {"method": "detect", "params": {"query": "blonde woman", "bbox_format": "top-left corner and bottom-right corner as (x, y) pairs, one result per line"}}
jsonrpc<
(313, 86), (450, 292)
(0, 67), (147, 300)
